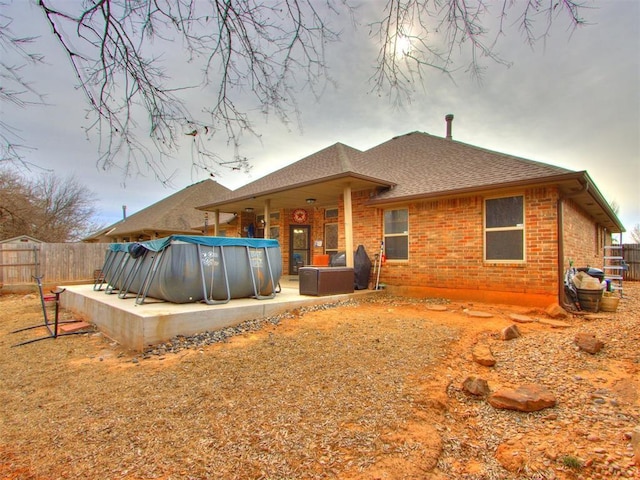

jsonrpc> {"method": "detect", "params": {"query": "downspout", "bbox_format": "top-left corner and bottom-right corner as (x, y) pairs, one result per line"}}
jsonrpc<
(557, 200), (565, 303)
(557, 181), (589, 303)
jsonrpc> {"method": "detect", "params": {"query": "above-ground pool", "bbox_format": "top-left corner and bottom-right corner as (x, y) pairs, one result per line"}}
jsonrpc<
(95, 236), (282, 304)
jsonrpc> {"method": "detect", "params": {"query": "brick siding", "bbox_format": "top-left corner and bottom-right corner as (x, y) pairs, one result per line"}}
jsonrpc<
(361, 188), (559, 301)
(561, 198), (606, 270)
(272, 186), (605, 306)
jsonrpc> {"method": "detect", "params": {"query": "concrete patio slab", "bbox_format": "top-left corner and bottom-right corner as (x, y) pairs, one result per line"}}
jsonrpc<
(59, 281), (377, 351)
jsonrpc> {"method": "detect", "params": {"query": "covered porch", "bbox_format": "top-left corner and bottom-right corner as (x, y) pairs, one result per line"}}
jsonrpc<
(197, 145), (392, 276)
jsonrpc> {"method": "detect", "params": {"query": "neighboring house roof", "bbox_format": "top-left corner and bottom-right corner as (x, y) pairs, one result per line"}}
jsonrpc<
(198, 130), (623, 232)
(86, 179), (233, 240)
(0, 235), (44, 244)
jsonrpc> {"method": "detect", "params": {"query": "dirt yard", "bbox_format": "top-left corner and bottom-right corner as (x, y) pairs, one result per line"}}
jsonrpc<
(1, 283), (638, 480)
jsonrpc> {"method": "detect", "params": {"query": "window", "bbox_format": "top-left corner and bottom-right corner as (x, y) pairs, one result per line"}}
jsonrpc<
(324, 223), (338, 255)
(325, 207), (338, 219)
(384, 208), (408, 260)
(485, 196), (524, 261)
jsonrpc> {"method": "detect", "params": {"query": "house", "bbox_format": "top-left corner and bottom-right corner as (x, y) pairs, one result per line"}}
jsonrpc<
(85, 179), (237, 243)
(0, 235), (44, 244)
(198, 116), (624, 307)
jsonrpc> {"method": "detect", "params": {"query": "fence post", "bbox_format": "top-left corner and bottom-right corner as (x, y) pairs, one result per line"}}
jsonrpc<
(622, 243), (639, 281)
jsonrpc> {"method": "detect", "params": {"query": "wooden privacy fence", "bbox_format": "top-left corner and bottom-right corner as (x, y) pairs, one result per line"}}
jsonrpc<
(623, 243), (640, 281)
(0, 243), (110, 288)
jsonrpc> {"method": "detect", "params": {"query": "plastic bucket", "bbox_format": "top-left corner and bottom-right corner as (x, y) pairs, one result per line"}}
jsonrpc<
(599, 295), (619, 312)
(576, 288), (603, 312)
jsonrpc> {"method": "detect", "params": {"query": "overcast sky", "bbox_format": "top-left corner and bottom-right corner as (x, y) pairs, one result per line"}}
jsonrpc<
(2, 1), (639, 237)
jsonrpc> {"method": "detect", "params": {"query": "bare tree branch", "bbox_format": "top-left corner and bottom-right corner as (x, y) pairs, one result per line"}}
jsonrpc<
(0, 5), (47, 167)
(369, 0), (588, 102)
(1, 0), (588, 182)
(32, 0), (347, 185)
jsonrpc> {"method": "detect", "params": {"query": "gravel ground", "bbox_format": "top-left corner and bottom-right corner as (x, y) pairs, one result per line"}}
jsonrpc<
(0, 282), (638, 480)
(435, 283), (639, 480)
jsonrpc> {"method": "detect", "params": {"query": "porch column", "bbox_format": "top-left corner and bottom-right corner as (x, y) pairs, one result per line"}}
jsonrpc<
(213, 210), (220, 236)
(343, 184), (354, 268)
(263, 199), (271, 238)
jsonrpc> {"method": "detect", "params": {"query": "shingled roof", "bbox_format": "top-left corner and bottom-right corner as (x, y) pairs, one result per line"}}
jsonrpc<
(197, 129), (622, 232)
(213, 142), (374, 201)
(361, 131), (573, 202)
(91, 179), (233, 240)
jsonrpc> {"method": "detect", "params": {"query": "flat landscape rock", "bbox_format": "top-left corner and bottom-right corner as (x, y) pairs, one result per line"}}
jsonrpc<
(58, 321), (92, 333)
(488, 384), (557, 412)
(509, 313), (534, 323)
(472, 344), (496, 367)
(462, 376), (491, 397)
(545, 303), (569, 319)
(426, 305), (448, 312)
(465, 310), (493, 318)
(538, 318), (572, 328)
(632, 428), (640, 466)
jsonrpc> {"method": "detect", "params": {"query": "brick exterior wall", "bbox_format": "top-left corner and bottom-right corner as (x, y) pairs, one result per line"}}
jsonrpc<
(357, 188), (560, 305)
(256, 186), (606, 307)
(561, 198), (607, 270)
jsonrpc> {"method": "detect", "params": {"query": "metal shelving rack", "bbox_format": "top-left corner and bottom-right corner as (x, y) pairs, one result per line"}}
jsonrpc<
(603, 245), (624, 297)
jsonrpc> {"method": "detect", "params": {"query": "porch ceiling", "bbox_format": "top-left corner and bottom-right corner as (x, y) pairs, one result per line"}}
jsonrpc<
(199, 176), (390, 214)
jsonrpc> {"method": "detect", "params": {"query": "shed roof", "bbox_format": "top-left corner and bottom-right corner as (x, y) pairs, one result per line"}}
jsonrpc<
(0, 235), (44, 244)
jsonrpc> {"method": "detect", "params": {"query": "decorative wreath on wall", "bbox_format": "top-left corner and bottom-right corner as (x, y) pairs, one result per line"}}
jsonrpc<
(291, 208), (308, 224)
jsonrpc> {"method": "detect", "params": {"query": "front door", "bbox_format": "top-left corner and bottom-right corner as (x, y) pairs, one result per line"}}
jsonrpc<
(289, 225), (310, 274)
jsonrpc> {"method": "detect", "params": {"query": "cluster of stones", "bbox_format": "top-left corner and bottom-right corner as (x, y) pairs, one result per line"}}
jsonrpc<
(459, 305), (640, 475)
(462, 308), (605, 411)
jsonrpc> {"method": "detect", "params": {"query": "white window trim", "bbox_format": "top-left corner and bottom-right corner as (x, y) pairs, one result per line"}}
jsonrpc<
(484, 195), (526, 263)
(383, 207), (409, 261)
(325, 207), (339, 219)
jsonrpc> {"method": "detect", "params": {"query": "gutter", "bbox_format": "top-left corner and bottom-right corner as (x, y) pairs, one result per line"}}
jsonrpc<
(364, 171), (588, 207)
(578, 172), (625, 232)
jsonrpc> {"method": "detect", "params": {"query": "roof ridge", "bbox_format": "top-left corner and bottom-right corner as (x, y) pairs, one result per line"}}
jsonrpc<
(336, 143), (353, 172)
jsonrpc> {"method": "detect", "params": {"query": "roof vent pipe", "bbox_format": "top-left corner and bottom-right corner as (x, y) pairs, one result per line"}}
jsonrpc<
(445, 114), (454, 140)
